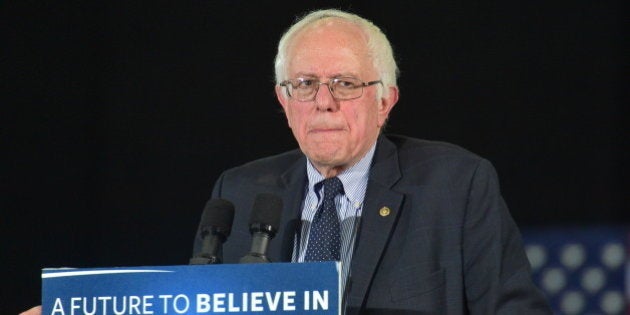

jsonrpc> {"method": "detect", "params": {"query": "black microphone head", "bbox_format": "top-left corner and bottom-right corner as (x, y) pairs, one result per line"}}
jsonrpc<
(200, 198), (235, 240)
(249, 193), (283, 236)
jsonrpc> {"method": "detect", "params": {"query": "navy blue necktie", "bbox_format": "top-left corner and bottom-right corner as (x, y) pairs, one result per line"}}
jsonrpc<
(305, 177), (344, 261)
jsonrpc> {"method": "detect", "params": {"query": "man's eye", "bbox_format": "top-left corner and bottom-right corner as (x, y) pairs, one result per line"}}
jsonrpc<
(296, 79), (316, 88)
(336, 79), (358, 89)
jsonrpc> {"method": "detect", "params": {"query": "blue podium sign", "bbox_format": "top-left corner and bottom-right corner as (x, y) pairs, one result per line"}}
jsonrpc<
(42, 262), (341, 315)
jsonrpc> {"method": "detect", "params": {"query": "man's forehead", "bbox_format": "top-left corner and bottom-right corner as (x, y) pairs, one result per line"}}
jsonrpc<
(287, 45), (371, 78)
(284, 18), (376, 78)
(288, 21), (369, 60)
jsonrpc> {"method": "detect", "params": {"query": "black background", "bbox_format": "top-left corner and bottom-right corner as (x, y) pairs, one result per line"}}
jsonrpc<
(3, 1), (626, 312)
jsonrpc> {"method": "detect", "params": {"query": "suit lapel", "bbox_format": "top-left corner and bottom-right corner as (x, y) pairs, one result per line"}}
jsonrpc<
(347, 135), (403, 311)
(270, 154), (307, 262)
(263, 136), (404, 310)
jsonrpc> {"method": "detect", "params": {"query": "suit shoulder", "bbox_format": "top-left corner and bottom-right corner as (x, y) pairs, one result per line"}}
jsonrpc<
(383, 134), (496, 189)
(386, 134), (482, 163)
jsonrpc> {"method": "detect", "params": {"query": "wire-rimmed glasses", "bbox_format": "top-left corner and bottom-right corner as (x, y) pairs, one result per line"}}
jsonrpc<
(279, 77), (382, 101)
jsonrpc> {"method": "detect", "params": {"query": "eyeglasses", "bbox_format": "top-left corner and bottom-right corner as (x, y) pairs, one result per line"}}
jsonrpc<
(279, 77), (382, 101)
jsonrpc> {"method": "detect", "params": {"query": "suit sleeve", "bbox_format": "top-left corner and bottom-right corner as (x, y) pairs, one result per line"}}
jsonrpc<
(462, 159), (552, 314)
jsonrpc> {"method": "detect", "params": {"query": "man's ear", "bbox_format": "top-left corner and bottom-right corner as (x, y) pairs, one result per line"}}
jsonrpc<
(276, 85), (289, 109)
(377, 86), (399, 127)
(275, 85), (291, 127)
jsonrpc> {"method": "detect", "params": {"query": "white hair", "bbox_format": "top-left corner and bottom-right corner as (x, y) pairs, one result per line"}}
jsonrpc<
(274, 9), (399, 98)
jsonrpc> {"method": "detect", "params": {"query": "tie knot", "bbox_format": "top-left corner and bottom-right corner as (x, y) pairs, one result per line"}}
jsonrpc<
(321, 177), (343, 201)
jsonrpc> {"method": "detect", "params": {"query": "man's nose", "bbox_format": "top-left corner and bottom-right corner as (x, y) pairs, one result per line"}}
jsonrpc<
(314, 83), (339, 111)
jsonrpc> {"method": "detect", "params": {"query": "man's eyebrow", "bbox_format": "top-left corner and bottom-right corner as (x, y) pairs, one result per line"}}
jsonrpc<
(332, 72), (360, 78)
(293, 72), (361, 79)
(294, 72), (318, 78)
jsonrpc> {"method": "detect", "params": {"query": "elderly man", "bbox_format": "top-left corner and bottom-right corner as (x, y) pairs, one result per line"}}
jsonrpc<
(22, 8), (550, 315)
(194, 8), (551, 315)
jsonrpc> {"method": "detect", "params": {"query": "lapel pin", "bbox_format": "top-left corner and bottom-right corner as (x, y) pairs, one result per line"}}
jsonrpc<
(379, 206), (391, 217)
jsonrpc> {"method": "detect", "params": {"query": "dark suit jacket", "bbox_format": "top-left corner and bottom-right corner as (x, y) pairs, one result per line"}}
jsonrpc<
(194, 134), (551, 314)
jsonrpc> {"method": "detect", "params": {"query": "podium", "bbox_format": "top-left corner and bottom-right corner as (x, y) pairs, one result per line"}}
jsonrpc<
(42, 262), (341, 315)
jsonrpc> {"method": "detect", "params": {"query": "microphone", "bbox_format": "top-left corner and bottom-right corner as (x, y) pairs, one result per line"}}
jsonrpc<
(239, 193), (283, 264)
(189, 198), (235, 265)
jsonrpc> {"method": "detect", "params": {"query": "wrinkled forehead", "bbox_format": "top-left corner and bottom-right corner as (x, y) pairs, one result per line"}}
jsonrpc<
(286, 18), (374, 76)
